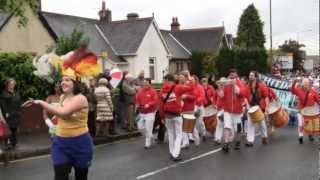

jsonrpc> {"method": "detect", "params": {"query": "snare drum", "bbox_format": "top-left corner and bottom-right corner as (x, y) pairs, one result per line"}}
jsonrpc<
(248, 105), (264, 123)
(182, 113), (196, 133)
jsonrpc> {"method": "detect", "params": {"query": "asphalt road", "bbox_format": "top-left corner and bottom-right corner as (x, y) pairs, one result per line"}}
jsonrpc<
(0, 127), (318, 180)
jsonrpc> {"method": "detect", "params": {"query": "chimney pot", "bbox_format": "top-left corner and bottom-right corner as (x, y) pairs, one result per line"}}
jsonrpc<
(171, 17), (180, 31)
(127, 13), (139, 20)
(98, 1), (112, 23)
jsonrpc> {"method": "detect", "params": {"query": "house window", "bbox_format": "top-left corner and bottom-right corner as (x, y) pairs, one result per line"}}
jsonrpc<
(149, 57), (156, 80)
(175, 61), (184, 73)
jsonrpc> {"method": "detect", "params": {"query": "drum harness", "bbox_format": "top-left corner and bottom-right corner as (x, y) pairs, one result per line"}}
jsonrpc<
(162, 84), (177, 116)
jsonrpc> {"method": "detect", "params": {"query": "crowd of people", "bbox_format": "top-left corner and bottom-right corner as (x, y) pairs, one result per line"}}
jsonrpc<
(0, 66), (319, 180)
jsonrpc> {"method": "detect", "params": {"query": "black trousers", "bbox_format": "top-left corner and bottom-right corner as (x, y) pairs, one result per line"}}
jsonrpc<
(54, 164), (88, 180)
(153, 111), (166, 142)
(87, 111), (96, 138)
(9, 127), (17, 147)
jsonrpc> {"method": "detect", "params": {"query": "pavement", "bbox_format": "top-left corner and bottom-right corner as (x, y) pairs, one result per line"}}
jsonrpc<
(0, 127), (140, 161)
(0, 127), (318, 180)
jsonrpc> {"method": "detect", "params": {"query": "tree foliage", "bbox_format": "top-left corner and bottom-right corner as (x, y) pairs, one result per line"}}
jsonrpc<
(0, 0), (39, 27)
(0, 53), (52, 101)
(278, 40), (306, 71)
(190, 51), (218, 78)
(216, 47), (268, 77)
(49, 29), (90, 55)
(236, 4), (265, 49)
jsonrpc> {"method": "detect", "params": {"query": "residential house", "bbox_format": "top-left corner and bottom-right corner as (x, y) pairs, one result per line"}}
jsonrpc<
(161, 17), (233, 74)
(0, 1), (171, 83)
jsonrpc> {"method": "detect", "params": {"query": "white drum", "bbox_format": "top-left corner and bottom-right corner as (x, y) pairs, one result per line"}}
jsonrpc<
(203, 106), (217, 117)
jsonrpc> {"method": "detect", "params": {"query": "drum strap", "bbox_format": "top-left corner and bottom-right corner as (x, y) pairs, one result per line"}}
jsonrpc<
(303, 91), (310, 107)
(204, 87), (211, 106)
(163, 85), (176, 104)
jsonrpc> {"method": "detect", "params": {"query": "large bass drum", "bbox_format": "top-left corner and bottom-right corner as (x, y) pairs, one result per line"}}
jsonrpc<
(203, 106), (217, 132)
(301, 106), (320, 135)
(266, 101), (289, 128)
(182, 113), (196, 133)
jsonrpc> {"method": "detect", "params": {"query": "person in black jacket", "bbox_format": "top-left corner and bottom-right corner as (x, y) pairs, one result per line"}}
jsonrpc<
(0, 78), (22, 149)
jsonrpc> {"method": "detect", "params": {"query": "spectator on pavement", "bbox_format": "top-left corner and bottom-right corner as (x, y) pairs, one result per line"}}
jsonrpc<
(86, 78), (97, 137)
(134, 70), (145, 88)
(0, 78), (22, 149)
(118, 71), (128, 129)
(95, 78), (113, 136)
(122, 73), (138, 132)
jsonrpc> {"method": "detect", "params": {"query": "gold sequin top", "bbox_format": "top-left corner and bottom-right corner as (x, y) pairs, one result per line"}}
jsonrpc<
(56, 95), (89, 137)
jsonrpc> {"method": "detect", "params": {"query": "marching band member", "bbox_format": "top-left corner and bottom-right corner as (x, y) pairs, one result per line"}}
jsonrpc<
(136, 78), (158, 149)
(245, 71), (269, 147)
(219, 69), (246, 152)
(201, 77), (217, 139)
(179, 72), (198, 148)
(193, 75), (206, 141)
(159, 74), (192, 161)
(214, 79), (224, 145)
(291, 78), (320, 144)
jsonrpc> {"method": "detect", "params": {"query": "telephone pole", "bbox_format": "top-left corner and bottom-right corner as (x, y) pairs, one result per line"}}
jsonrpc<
(270, 0), (273, 63)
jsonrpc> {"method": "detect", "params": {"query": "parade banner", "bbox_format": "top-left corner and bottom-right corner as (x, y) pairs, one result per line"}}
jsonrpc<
(259, 74), (298, 112)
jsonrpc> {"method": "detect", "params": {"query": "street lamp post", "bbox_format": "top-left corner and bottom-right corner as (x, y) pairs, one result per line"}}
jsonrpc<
(270, 0), (273, 63)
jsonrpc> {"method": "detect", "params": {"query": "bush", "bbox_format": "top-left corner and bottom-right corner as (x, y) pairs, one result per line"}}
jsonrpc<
(151, 83), (162, 90)
(0, 53), (52, 101)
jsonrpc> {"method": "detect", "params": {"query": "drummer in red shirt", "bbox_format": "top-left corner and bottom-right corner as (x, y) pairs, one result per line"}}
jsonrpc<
(291, 77), (320, 144)
(179, 72), (199, 148)
(201, 76), (217, 139)
(193, 76), (207, 140)
(159, 74), (192, 161)
(245, 71), (269, 147)
(136, 78), (159, 149)
(218, 69), (246, 152)
(214, 78), (225, 145)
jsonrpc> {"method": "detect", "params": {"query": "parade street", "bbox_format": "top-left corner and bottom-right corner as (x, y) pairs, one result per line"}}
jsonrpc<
(0, 127), (317, 180)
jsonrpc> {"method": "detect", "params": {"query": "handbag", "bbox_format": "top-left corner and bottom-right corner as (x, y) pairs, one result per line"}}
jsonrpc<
(0, 120), (11, 139)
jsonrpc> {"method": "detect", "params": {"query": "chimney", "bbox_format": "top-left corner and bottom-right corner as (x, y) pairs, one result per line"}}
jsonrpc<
(127, 13), (139, 21)
(171, 17), (180, 31)
(98, 1), (112, 23)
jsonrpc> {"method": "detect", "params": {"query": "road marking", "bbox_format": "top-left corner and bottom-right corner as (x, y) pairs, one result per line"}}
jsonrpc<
(136, 148), (222, 180)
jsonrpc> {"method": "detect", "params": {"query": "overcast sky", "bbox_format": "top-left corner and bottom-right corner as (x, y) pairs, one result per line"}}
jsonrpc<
(42, 0), (319, 55)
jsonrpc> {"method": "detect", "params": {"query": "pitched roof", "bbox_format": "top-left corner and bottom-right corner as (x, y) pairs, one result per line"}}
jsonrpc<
(170, 26), (225, 53)
(97, 18), (153, 55)
(161, 30), (190, 59)
(0, 12), (12, 30)
(40, 11), (125, 63)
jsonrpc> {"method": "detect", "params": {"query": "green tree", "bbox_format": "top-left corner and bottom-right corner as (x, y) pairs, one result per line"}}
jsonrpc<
(50, 29), (90, 56)
(0, 0), (39, 26)
(236, 4), (265, 49)
(216, 48), (235, 77)
(0, 53), (51, 101)
(216, 47), (268, 77)
(278, 40), (305, 71)
(190, 51), (217, 77)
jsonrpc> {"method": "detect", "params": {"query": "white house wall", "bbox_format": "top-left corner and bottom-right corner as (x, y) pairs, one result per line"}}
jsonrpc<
(127, 22), (169, 83)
